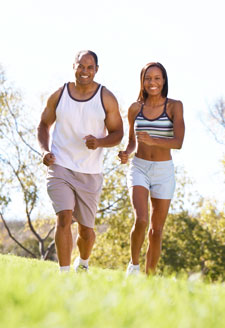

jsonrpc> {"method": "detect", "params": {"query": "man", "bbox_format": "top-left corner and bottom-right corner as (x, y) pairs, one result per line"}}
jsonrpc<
(37, 50), (123, 272)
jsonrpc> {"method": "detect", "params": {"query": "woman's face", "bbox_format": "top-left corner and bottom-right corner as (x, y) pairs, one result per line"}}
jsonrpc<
(143, 66), (165, 97)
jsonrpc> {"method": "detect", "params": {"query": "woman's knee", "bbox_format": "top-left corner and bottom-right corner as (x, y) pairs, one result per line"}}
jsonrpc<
(149, 227), (163, 239)
(134, 216), (148, 231)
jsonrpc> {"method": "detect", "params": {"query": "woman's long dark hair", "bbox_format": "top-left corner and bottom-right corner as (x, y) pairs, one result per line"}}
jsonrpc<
(137, 62), (168, 102)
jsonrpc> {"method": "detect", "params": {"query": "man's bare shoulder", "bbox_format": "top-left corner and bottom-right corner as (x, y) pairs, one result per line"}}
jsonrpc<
(102, 86), (118, 101)
(47, 85), (65, 107)
(101, 86), (119, 112)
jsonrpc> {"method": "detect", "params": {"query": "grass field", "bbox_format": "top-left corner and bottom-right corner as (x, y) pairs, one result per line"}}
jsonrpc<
(0, 254), (224, 328)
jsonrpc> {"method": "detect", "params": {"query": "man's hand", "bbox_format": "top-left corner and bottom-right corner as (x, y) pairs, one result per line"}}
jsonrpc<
(118, 150), (129, 164)
(42, 151), (56, 166)
(136, 132), (154, 146)
(84, 135), (99, 150)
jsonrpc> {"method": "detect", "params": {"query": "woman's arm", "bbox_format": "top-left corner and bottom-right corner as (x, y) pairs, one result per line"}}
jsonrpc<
(118, 102), (141, 164)
(136, 100), (185, 149)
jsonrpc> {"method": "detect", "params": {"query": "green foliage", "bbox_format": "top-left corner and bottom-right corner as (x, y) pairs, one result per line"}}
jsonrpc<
(92, 206), (225, 281)
(160, 209), (225, 281)
(92, 210), (133, 270)
(6, 237), (55, 260)
(170, 165), (200, 213)
(7, 238), (40, 257)
(1, 254), (225, 328)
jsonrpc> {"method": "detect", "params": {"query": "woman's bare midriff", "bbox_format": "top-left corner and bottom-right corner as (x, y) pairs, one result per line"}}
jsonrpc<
(135, 143), (172, 161)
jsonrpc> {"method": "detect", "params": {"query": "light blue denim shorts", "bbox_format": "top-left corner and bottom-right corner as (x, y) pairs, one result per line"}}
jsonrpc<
(127, 156), (176, 199)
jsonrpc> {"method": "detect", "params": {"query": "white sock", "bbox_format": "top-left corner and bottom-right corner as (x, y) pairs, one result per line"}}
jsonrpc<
(132, 264), (140, 269)
(130, 261), (139, 269)
(59, 265), (70, 272)
(79, 257), (89, 267)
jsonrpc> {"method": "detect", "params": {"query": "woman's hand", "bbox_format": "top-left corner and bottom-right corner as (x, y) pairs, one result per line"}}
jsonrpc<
(118, 150), (129, 164)
(136, 131), (154, 146)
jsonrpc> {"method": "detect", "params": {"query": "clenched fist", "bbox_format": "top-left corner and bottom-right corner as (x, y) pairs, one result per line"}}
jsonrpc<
(118, 150), (129, 164)
(136, 131), (154, 146)
(42, 151), (56, 166)
(84, 135), (99, 150)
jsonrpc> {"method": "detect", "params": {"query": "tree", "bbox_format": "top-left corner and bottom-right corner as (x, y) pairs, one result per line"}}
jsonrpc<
(208, 98), (225, 144)
(0, 66), (55, 260)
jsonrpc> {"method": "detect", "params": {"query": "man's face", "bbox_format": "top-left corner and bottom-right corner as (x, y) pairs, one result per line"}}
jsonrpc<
(73, 54), (98, 85)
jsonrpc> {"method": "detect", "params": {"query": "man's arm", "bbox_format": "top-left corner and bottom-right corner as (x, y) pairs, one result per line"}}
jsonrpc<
(37, 87), (62, 165)
(85, 87), (123, 149)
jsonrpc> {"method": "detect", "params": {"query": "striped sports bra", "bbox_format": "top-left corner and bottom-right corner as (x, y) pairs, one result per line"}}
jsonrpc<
(134, 98), (174, 138)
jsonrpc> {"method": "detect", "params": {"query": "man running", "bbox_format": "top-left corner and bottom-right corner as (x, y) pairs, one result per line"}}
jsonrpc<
(37, 50), (123, 272)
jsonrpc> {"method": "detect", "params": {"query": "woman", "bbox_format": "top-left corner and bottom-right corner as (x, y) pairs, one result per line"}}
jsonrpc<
(118, 62), (185, 276)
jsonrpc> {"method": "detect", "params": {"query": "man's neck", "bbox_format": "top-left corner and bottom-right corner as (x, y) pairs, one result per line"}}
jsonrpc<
(74, 81), (98, 94)
(69, 81), (99, 100)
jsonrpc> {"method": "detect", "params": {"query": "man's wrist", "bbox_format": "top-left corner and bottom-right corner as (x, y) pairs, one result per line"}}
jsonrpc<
(42, 150), (50, 157)
(96, 138), (103, 148)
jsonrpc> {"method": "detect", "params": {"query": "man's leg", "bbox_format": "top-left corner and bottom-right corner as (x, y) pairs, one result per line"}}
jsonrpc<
(73, 223), (95, 271)
(55, 210), (73, 268)
(72, 171), (102, 271)
(76, 223), (95, 260)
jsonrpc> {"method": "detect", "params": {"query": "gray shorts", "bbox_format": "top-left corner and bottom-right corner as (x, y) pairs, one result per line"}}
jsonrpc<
(127, 156), (176, 199)
(46, 164), (103, 228)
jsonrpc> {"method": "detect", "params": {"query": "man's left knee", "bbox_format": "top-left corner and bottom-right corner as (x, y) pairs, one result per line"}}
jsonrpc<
(79, 225), (95, 241)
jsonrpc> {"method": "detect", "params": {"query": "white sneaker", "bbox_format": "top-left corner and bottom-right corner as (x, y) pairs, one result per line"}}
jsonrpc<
(73, 257), (88, 273)
(126, 262), (140, 276)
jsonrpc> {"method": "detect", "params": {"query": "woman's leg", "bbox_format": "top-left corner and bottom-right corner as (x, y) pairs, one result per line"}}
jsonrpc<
(145, 198), (171, 275)
(130, 186), (149, 265)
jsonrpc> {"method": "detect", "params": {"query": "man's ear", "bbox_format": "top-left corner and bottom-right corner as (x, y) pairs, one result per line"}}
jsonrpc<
(95, 65), (99, 73)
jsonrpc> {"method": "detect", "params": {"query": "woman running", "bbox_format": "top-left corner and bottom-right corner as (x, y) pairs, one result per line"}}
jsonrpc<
(118, 62), (185, 275)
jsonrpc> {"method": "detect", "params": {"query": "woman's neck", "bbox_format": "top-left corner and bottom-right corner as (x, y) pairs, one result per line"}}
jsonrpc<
(145, 95), (166, 107)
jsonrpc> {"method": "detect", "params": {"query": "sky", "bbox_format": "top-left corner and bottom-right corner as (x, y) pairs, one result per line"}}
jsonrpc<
(1, 0), (225, 215)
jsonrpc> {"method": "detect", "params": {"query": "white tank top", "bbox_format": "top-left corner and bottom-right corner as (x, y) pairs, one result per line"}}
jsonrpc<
(51, 83), (107, 174)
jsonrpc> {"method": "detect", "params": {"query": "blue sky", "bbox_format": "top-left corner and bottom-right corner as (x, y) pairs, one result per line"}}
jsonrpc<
(1, 0), (225, 213)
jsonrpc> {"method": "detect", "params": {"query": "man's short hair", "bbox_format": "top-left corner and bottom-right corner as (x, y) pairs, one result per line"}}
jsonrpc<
(75, 50), (98, 66)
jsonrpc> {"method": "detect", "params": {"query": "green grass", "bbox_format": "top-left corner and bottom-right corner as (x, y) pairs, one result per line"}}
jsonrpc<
(0, 254), (225, 328)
